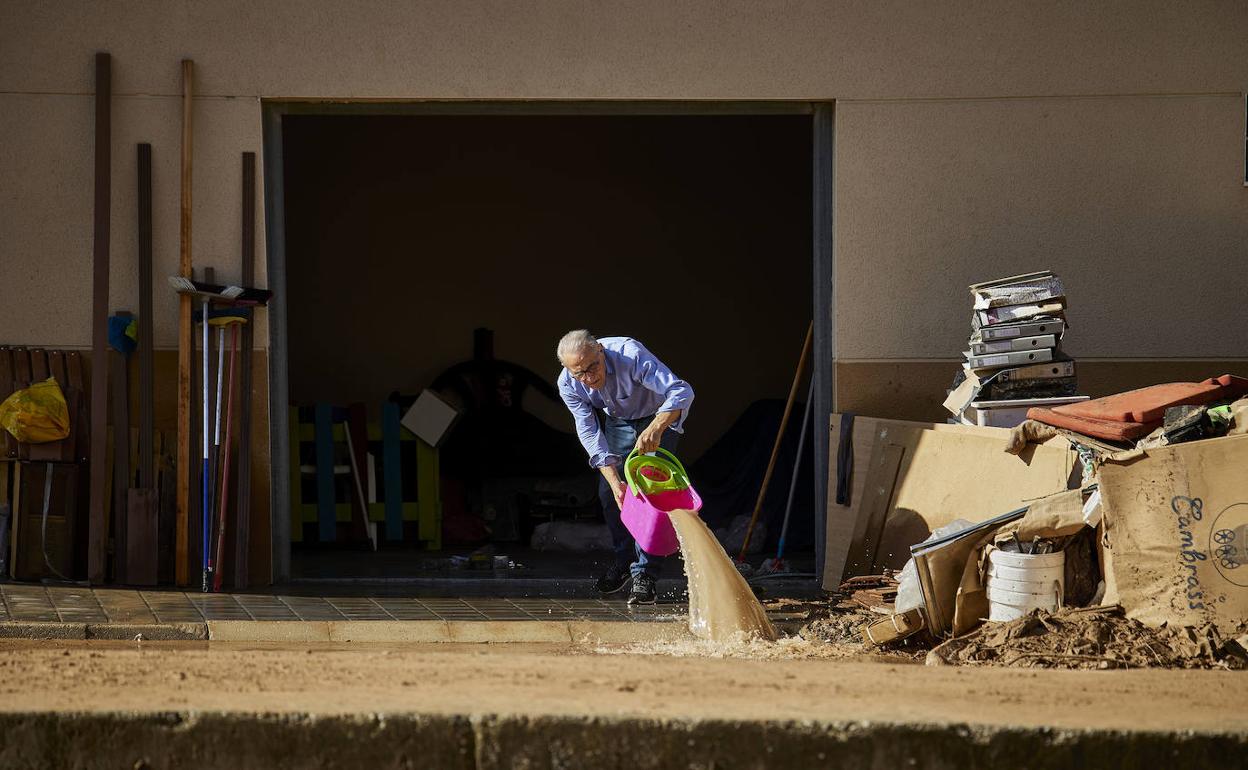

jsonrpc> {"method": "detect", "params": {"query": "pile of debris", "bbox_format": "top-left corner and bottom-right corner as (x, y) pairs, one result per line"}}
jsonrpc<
(1010, 374), (1248, 458)
(836, 271), (1248, 670)
(838, 573), (898, 613)
(944, 271), (1086, 427)
(926, 605), (1248, 670)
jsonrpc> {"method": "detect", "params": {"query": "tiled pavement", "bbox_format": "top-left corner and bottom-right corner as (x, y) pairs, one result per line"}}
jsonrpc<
(0, 583), (688, 625)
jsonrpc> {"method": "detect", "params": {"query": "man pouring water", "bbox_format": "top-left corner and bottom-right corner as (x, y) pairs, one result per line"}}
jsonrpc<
(556, 330), (694, 605)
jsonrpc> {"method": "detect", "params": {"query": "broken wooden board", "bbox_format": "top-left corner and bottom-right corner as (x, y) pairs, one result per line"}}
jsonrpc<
(824, 414), (1074, 587)
(125, 487), (158, 585)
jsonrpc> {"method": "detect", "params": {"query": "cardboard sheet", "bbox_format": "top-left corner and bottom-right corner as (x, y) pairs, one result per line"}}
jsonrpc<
(824, 416), (1016, 587)
(1098, 434), (1248, 628)
(993, 487), (1088, 545)
(824, 415), (1075, 587)
(872, 430), (1075, 572)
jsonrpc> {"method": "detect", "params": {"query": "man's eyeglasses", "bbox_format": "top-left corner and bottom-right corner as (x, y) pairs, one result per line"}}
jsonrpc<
(570, 359), (602, 381)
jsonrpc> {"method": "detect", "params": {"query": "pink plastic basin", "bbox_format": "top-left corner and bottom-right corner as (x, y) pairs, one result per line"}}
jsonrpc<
(620, 484), (703, 556)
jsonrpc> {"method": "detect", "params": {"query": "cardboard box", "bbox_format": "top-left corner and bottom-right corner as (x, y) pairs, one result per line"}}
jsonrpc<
(1098, 434), (1248, 628)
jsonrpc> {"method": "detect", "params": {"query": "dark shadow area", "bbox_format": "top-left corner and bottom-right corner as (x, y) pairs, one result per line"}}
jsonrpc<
(280, 112), (813, 580)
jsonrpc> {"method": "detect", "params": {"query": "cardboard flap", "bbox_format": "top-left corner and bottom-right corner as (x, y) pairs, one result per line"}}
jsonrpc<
(994, 487), (1088, 544)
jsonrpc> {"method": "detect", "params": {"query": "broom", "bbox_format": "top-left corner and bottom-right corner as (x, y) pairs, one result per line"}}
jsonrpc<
(757, 375), (815, 576)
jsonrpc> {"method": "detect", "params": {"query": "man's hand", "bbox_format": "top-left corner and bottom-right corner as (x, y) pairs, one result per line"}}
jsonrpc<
(634, 424), (664, 455)
(600, 464), (628, 509)
(634, 410), (681, 455)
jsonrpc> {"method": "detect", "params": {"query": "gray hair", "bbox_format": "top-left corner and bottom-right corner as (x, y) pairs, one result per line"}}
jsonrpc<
(556, 329), (598, 362)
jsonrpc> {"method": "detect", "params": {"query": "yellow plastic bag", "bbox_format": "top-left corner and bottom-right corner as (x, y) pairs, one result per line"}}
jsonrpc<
(0, 377), (70, 443)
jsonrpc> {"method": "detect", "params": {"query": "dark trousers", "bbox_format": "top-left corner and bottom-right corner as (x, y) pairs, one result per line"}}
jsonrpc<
(598, 413), (681, 579)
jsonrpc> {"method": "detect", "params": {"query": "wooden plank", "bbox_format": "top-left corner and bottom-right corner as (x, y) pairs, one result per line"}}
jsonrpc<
(23, 349), (58, 466)
(125, 488), (158, 585)
(44, 351), (73, 461)
(11, 348), (31, 387)
(26, 351), (59, 465)
(110, 349), (130, 584)
(8, 463), (20, 578)
(157, 430), (176, 585)
(15, 462), (80, 581)
(175, 59), (194, 587)
(0, 461), (10, 577)
(12, 349), (31, 461)
(232, 151), (255, 589)
(382, 401), (403, 544)
(28, 349), (48, 381)
(314, 403), (337, 542)
(88, 51), (111, 584)
(0, 348), (16, 458)
(137, 143), (155, 489)
(65, 352), (87, 463)
(855, 442), (904, 574)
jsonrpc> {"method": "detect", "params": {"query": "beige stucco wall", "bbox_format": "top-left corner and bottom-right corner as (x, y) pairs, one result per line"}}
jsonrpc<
(0, 92), (266, 347)
(3, 0), (1245, 355)
(835, 93), (1248, 360)
(2, 1), (1245, 99)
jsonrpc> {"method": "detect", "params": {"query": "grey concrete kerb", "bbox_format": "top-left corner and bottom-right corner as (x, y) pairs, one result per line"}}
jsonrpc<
(0, 620), (694, 644)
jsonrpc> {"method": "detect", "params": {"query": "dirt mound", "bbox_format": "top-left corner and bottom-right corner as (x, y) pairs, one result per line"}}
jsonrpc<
(926, 605), (1248, 670)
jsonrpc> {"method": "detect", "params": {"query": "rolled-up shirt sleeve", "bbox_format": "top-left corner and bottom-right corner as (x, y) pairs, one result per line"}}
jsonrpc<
(631, 341), (695, 433)
(559, 378), (613, 468)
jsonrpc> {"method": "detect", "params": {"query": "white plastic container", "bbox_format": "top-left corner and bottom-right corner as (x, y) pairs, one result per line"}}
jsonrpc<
(985, 549), (1065, 622)
(964, 395), (1090, 429)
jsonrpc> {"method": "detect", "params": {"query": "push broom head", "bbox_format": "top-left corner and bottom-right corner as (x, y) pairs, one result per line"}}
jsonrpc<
(193, 307), (252, 326)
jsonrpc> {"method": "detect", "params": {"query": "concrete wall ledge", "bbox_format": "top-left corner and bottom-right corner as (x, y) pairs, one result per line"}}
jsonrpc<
(0, 621), (209, 641)
(0, 710), (1241, 770)
(0, 622), (88, 640)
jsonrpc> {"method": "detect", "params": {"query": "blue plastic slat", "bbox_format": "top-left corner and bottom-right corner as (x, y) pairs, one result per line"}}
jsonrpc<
(382, 401), (403, 541)
(314, 403), (337, 542)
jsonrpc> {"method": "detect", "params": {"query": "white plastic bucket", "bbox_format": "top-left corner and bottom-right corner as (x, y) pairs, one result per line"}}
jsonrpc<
(984, 575), (1058, 596)
(989, 549), (1065, 569)
(985, 549), (1065, 622)
(988, 563), (1065, 585)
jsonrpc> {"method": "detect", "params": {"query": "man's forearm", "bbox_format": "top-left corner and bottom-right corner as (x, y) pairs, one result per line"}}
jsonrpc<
(649, 409), (681, 433)
(599, 463), (623, 489)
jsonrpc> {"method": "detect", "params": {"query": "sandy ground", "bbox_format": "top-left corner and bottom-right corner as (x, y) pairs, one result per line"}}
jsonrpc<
(0, 639), (1244, 733)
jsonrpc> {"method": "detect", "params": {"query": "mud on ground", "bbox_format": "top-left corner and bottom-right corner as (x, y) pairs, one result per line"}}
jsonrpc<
(766, 594), (1248, 671)
(927, 605), (1248, 670)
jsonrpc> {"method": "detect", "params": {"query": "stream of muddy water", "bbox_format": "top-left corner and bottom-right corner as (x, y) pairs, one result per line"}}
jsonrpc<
(668, 509), (777, 642)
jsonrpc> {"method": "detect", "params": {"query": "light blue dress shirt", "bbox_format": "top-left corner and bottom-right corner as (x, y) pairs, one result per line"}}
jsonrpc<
(557, 337), (695, 468)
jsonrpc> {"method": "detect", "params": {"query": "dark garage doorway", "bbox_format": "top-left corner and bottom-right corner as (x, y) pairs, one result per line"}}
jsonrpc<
(267, 105), (827, 587)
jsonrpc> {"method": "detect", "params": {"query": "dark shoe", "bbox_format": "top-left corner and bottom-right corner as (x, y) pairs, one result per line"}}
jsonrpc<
(627, 573), (657, 605)
(595, 565), (631, 595)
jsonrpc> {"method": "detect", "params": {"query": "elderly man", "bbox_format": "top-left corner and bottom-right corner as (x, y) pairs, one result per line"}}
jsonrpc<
(556, 330), (695, 604)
